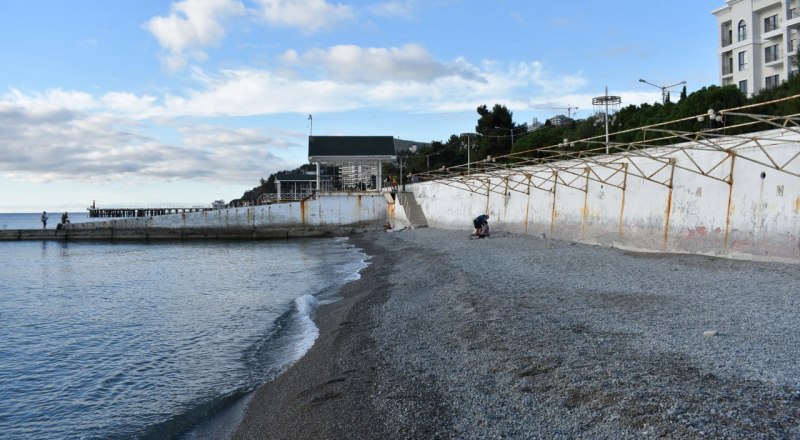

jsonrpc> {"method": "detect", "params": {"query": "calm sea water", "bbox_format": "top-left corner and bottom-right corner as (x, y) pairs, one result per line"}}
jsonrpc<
(0, 212), (96, 230)
(0, 214), (368, 439)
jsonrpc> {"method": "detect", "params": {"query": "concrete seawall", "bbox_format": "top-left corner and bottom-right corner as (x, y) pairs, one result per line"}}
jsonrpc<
(407, 128), (800, 264)
(1, 193), (388, 241)
(0, 225), (371, 241)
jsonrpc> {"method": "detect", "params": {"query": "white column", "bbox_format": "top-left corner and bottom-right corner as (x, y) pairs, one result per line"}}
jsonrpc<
(316, 162), (321, 193)
(277, 181), (282, 202)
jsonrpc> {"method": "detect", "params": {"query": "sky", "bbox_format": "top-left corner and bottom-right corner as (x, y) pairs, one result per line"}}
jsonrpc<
(0, 0), (722, 212)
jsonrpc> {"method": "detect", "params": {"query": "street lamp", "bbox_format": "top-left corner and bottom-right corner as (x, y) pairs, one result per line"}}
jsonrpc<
(460, 133), (479, 175)
(638, 78), (687, 104)
(697, 109), (724, 129)
(495, 126), (522, 148)
(399, 145), (417, 191)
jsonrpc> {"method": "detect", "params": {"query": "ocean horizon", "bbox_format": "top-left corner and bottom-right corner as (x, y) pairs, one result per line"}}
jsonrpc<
(0, 215), (369, 439)
(0, 212), (97, 230)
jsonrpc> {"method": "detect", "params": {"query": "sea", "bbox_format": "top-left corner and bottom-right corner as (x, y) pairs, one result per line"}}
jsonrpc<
(0, 213), (369, 439)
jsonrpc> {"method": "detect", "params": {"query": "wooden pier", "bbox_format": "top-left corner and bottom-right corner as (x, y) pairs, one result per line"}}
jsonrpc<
(87, 206), (212, 218)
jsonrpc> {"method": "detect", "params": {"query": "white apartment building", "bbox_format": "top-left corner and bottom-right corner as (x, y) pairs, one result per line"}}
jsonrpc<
(714, 0), (800, 96)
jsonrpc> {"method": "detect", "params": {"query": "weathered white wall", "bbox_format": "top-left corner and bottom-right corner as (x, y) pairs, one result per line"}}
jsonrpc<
(68, 193), (387, 231)
(411, 129), (800, 263)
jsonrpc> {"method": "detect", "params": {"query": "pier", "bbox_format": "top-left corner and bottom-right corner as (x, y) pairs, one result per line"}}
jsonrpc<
(87, 206), (213, 218)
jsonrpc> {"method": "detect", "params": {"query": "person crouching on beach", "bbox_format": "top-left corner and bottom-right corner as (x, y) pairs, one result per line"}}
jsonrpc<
(472, 213), (489, 237)
(41, 211), (48, 229)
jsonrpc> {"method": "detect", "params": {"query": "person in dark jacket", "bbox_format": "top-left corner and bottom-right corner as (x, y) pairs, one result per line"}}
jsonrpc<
(472, 213), (489, 237)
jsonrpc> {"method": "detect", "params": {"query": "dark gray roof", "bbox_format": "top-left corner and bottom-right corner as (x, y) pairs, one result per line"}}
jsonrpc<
(308, 136), (396, 157)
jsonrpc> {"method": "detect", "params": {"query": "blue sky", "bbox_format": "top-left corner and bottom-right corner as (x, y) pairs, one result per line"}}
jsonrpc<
(0, 0), (720, 212)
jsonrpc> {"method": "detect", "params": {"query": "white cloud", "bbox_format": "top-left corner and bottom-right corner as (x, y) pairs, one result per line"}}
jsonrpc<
(295, 44), (483, 83)
(5, 88), (97, 112)
(0, 92), (297, 186)
(101, 92), (159, 115)
(144, 0), (246, 72)
(3, 45), (594, 120)
(0, 42), (607, 189)
(252, 0), (354, 34)
(370, 1), (416, 19)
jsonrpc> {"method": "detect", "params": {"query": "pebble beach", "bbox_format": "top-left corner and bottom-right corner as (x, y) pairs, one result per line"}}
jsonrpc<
(232, 228), (800, 439)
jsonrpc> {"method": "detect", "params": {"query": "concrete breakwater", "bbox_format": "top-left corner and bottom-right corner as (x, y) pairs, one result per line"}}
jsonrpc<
(1, 193), (389, 241)
(0, 226), (367, 241)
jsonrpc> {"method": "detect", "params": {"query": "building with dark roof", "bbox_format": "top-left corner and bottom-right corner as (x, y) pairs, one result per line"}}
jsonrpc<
(308, 136), (426, 191)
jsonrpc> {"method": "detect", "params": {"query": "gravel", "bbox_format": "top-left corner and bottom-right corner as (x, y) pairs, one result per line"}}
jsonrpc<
(365, 228), (800, 439)
(232, 227), (800, 439)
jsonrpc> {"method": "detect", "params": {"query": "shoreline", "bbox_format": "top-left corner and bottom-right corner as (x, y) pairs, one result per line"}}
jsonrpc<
(231, 228), (800, 439)
(230, 232), (395, 439)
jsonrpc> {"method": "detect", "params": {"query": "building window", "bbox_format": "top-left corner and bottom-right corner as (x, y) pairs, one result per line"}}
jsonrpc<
(723, 56), (734, 75)
(765, 44), (780, 63)
(722, 23), (733, 46)
(738, 51), (747, 71)
(739, 79), (748, 95)
(765, 74), (780, 88)
(738, 20), (747, 41)
(764, 15), (778, 32)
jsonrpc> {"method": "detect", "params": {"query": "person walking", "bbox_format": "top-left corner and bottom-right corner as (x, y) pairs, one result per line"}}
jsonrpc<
(41, 211), (48, 229)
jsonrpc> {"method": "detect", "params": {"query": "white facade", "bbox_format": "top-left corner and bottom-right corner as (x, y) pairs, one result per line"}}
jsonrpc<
(714, 0), (800, 96)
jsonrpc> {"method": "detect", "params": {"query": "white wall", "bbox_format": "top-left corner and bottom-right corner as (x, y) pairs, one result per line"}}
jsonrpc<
(68, 193), (387, 231)
(411, 129), (800, 262)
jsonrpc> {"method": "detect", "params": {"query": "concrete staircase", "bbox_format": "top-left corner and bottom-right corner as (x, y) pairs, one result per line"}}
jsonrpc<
(396, 192), (428, 228)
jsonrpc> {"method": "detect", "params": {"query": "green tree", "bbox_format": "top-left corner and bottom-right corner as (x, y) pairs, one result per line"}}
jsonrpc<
(475, 104), (520, 158)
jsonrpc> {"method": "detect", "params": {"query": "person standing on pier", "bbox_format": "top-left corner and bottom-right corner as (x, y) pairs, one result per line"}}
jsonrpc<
(61, 212), (69, 225)
(41, 211), (48, 229)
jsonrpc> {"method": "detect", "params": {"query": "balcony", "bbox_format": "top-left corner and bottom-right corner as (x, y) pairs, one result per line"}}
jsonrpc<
(763, 27), (784, 39)
(722, 64), (734, 75)
(789, 8), (800, 24)
(765, 54), (784, 66)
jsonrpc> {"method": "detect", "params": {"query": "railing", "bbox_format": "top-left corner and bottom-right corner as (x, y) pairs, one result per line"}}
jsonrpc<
(764, 16), (780, 33)
(765, 48), (783, 63)
(87, 203), (212, 210)
(722, 64), (734, 75)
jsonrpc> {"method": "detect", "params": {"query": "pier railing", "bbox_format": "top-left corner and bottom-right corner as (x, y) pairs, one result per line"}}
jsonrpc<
(87, 205), (214, 218)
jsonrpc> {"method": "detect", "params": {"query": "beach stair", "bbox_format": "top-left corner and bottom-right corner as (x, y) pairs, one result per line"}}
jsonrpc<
(396, 191), (428, 228)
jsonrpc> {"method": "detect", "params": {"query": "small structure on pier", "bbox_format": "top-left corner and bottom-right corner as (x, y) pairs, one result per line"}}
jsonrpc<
(308, 136), (398, 191)
(307, 136), (429, 192)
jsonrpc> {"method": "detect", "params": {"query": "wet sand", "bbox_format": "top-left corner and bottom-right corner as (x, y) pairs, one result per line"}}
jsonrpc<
(232, 228), (800, 439)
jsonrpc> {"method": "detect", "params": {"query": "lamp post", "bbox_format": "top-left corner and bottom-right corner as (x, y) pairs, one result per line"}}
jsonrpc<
(697, 109), (724, 130)
(494, 126), (522, 148)
(422, 151), (440, 171)
(460, 133), (479, 175)
(638, 78), (686, 104)
(399, 145), (417, 191)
